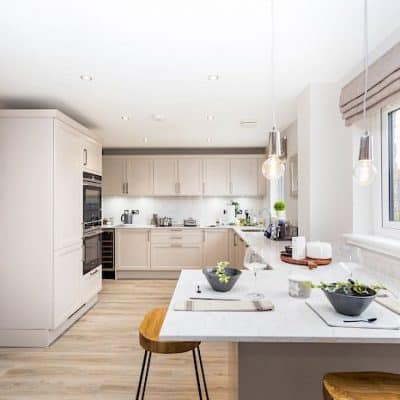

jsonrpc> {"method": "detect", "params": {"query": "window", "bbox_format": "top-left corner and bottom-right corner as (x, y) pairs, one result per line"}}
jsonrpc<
(382, 106), (400, 229)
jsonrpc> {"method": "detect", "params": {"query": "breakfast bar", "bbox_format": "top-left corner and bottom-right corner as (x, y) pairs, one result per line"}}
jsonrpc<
(160, 230), (400, 400)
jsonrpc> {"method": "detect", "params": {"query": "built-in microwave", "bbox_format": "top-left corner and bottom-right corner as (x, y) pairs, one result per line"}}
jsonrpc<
(83, 172), (102, 233)
(83, 229), (102, 275)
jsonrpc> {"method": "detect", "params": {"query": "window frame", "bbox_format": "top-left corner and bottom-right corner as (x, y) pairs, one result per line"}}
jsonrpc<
(381, 104), (400, 230)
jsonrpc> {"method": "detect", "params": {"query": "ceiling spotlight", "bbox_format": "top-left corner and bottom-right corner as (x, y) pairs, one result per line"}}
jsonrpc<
(121, 115), (130, 121)
(207, 137), (212, 143)
(207, 115), (215, 121)
(208, 74), (220, 81)
(143, 137), (148, 143)
(152, 114), (165, 122)
(80, 74), (93, 81)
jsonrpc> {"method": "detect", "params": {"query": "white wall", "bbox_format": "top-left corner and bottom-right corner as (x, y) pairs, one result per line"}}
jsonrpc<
(297, 83), (353, 243)
(282, 121), (298, 224)
(103, 196), (267, 226)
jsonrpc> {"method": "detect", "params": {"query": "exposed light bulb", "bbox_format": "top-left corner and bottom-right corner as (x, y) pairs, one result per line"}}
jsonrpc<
(353, 159), (377, 186)
(262, 155), (285, 180)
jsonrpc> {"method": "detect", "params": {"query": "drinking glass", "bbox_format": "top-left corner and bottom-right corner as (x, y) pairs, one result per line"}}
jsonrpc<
(243, 247), (267, 300)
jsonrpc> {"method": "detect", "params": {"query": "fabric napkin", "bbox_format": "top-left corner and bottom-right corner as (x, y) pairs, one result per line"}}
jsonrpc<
(174, 299), (274, 312)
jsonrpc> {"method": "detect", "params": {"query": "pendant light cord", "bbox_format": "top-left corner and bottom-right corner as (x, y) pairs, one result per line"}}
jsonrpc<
(271, 0), (276, 129)
(363, 0), (369, 137)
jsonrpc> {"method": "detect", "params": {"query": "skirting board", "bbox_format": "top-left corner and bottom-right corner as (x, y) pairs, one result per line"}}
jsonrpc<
(116, 270), (180, 280)
(0, 295), (98, 348)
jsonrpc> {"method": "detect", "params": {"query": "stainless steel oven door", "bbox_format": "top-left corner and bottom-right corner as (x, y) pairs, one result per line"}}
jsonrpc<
(83, 230), (102, 275)
(83, 173), (102, 232)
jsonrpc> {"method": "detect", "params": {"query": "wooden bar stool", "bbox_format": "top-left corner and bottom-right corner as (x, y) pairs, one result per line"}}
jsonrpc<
(135, 307), (209, 400)
(323, 372), (400, 399)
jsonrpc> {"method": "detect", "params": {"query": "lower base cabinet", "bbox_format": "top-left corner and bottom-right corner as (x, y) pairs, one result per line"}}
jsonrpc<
(151, 244), (203, 270)
(203, 229), (230, 267)
(81, 266), (102, 305)
(116, 229), (150, 271)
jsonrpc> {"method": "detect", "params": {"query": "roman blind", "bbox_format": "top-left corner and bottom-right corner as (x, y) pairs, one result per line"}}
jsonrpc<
(340, 41), (400, 126)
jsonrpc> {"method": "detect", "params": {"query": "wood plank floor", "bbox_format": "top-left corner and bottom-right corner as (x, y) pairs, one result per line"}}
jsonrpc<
(0, 280), (237, 400)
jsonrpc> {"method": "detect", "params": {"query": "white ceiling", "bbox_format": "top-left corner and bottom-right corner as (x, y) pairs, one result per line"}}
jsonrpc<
(0, 0), (400, 148)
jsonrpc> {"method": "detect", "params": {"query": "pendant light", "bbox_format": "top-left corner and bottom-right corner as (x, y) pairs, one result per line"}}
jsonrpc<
(262, 0), (285, 180)
(353, 0), (377, 186)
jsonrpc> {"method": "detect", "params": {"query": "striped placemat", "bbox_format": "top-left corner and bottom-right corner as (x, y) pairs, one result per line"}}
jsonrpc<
(174, 299), (274, 312)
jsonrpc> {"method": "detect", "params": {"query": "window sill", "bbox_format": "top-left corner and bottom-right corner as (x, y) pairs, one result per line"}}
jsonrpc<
(343, 233), (400, 260)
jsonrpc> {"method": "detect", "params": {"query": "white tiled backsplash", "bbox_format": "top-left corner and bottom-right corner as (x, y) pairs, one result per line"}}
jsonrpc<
(103, 196), (267, 226)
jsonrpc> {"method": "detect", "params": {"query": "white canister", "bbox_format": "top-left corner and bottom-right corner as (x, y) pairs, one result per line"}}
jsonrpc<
(288, 274), (312, 299)
(292, 236), (306, 260)
(306, 241), (332, 259)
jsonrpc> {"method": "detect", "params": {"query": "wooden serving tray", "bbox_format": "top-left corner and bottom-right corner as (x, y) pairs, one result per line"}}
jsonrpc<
(280, 254), (332, 269)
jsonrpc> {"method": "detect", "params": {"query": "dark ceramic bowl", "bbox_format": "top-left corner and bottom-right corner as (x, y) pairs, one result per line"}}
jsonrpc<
(323, 288), (377, 316)
(202, 267), (242, 292)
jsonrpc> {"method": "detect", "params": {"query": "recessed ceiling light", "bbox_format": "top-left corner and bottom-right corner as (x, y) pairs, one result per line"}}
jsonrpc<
(143, 137), (148, 143)
(207, 137), (212, 143)
(152, 114), (165, 122)
(121, 115), (130, 121)
(80, 74), (93, 81)
(207, 115), (215, 121)
(208, 74), (220, 81)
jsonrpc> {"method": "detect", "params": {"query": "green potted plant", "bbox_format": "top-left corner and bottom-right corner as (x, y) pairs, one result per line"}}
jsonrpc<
(273, 200), (286, 220)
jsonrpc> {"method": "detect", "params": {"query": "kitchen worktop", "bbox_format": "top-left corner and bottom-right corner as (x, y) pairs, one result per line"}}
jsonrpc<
(102, 224), (264, 231)
(159, 230), (400, 344)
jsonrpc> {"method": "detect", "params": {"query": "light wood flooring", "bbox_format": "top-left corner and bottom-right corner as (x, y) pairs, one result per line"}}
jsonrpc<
(0, 280), (237, 400)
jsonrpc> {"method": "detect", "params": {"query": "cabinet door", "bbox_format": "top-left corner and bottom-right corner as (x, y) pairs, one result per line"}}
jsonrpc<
(230, 158), (258, 196)
(153, 159), (178, 196)
(237, 237), (248, 268)
(151, 244), (202, 270)
(203, 158), (230, 196)
(116, 229), (150, 270)
(54, 120), (83, 250)
(102, 156), (126, 196)
(53, 244), (82, 328)
(203, 230), (229, 267)
(83, 138), (102, 175)
(177, 158), (202, 195)
(127, 158), (154, 196)
(258, 158), (267, 196)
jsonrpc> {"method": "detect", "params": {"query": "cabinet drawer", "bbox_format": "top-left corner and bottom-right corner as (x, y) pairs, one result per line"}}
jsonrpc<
(150, 244), (202, 270)
(151, 230), (203, 244)
(82, 266), (102, 304)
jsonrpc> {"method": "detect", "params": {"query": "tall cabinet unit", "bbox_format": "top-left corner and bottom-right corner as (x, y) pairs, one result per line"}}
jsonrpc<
(0, 110), (102, 347)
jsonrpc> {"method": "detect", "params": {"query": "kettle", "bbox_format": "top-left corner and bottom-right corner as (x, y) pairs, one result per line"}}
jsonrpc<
(121, 210), (133, 224)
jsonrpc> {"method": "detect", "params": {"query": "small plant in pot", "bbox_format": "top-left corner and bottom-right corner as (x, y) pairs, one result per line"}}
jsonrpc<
(203, 261), (242, 292)
(308, 279), (386, 316)
(273, 200), (286, 220)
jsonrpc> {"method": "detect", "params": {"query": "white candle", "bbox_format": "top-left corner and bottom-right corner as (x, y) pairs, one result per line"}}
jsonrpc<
(292, 236), (306, 260)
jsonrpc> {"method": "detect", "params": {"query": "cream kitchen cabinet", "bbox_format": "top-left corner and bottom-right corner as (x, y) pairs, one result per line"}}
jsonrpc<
(153, 158), (178, 195)
(230, 158), (259, 196)
(126, 158), (154, 196)
(177, 158), (202, 195)
(116, 229), (150, 271)
(102, 156), (127, 196)
(203, 158), (230, 196)
(203, 229), (230, 267)
(151, 244), (203, 270)
(82, 137), (102, 175)
(229, 230), (248, 268)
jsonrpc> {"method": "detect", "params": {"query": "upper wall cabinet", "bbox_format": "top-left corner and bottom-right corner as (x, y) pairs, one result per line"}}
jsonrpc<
(203, 158), (230, 196)
(177, 158), (202, 196)
(82, 137), (102, 175)
(102, 156), (126, 196)
(230, 158), (259, 196)
(127, 158), (154, 196)
(153, 159), (178, 196)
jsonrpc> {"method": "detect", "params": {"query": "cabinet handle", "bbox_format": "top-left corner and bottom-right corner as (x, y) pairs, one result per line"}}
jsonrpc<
(171, 228), (183, 232)
(90, 268), (99, 276)
(126, 182), (129, 193)
(171, 243), (182, 248)
(83, 148), (88, 166)
(230, 181), (233, 194)
(233, 234), (237, 247)
(171, 236), (182, 240)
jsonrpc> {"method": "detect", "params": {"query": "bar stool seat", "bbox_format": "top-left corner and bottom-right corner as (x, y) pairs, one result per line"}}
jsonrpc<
(323, 372), (400, 400)
(135, 307), (209, 400)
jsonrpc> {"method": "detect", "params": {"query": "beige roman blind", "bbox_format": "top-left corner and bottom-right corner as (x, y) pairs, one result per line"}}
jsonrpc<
(340, 41), (400, 126)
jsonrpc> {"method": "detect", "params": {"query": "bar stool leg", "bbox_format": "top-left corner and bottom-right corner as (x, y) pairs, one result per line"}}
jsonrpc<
(192, 349), (203, 400)
(141, 352), (152, 400)
(197, 347), (210, 400)
(136, 351), (148, 400)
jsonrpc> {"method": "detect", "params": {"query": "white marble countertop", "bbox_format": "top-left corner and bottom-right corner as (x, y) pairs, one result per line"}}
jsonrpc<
(160, 231), (400, 344)
(102, 224), (264, 231)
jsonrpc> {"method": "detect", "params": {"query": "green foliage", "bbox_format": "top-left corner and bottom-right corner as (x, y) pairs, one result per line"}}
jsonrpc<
(216, 261), (231, 284)
(306, 279), (386, 297)
(273, 200), (286, 212)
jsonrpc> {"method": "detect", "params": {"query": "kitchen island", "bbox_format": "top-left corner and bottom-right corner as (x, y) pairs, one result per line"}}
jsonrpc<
(160, 231), (400, 400)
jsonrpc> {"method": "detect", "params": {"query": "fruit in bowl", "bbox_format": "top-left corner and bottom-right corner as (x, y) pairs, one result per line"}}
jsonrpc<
(308, 279), (385, 316)
(202, 261), (242, 292)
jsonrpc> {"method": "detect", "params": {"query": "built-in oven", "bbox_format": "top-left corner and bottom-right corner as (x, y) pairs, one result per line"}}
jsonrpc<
(83, 229), (102, 275)
(83, 172), (102, 233)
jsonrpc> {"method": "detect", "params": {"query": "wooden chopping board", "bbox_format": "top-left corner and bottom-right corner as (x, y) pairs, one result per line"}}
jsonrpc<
(280, 254), (332, 269)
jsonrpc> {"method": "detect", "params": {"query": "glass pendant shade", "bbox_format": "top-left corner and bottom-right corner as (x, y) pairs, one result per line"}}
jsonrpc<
(353, 134), (377, 186)
(262, 127), (285, 180)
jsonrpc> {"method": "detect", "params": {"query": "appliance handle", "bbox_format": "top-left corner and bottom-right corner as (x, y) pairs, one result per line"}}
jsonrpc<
(82, 244), (86, 263)
(83, 229), (103, 238)
(83, 148), (88, 166)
